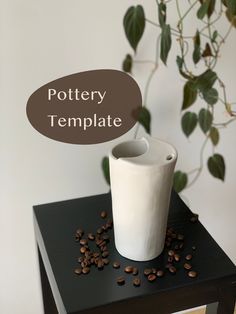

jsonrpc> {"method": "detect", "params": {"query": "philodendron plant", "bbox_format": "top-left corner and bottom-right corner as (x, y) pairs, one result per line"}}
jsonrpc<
(102, 0), (236, 193)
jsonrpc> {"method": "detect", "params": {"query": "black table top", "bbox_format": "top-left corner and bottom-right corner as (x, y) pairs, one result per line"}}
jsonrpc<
(33, 191), (236, 314)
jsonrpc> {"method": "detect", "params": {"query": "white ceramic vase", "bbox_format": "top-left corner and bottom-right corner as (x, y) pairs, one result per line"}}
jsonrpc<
(109, 136), (177, 261)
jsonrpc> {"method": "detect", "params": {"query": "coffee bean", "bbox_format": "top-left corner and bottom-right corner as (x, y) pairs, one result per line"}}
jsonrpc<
(100, 211), (107, 219)
(168, 266), (177, 274)
(81, 261), (88, 268)
(93, 252), (100, 258)
(80, 238), (88, 246)
(101, 246), (108, 252)
(102, 234), (110, 241)
(113, 261), (120, 269)
(144, 268), (152, 276)
(152, 268), (157, 274)
(179, 242), (184, 250)
(168, 250), (175, 257)
(102, 225), (108, 232)
(148, 274), (156, 282)
(88, 233), (95, 241)
(192, 246), (196, 251)
(171, 233), (177, 239)
(174, 244), (179, 250)
(97, 228), (103, 235)
(184, 263), (192, 270)
(124, 266), (133, 273)
(96, 239), (103, 246)
(116, 276), (125, 285)
(177, 234), (184, 241)
(156, 270), (164, 277)
(78, 256), (84, 263)
(190, 214), (198, 223)
(168, 256), (174, 263)
(82, 267), (90, 274)
(80, 247), (87, 254)
(97, 259), (104, 270)
(132, 267), (138, 275)
(76, 229), (84, 237)
(102, 251), (109, 258)
(174, 254), (180, 262)
(106, 219), (113, 228)
(188, 270), (198, 278)
(74, 268), (82, 275)
(98, 241), (106, 248)
(185, 254), (192, 261)
(133, 277), (141, 287)
(103, 258), (109, 265)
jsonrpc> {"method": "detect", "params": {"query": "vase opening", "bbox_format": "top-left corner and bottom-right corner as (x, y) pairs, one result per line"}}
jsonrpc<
(111, 139), (148, 159)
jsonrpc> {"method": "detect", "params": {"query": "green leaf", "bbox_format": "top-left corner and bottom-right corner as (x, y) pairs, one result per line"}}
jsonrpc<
(138, 107), (151, 134)
(198, 108), (213, 133)
(194, 69), (217, 93)
(210, 127), (220, 145)
(197, 0), (211, 19)
(158, 2), (166, 27)
(207, 0), (216, 18)
(160, 24), (172, 65)
(207, 153), (225, 180)
(123, 5), (145, 52)
(173, 171), (188, 193)
(203, 88), (218, 105)
(181, 112), (198, 137)
(193, 30), (201, 64)
(226, 8), (236, 27)
(212, 30), (218, 42)
(122, 54), (133, 73)
(182, 81), (198, 110)
(176, 55), (184, 71)
(226, 0), (236, 15)
(102, 157), (110, 185)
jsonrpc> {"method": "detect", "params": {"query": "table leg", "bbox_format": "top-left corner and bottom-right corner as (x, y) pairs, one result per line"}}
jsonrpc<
(205, 303), (218, 314)
(38, 246), (58, 314)
(206, 286), (235, 314)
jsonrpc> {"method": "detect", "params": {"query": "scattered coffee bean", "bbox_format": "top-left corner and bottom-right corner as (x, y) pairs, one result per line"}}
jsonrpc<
(102, 251), (109, 258)
(124, 266), (133, 273)
(100, 211), (107, 219)
(148, 274), (156, 282)
(144, 268), (152, 276)
(103, 258), (109, 265)
(184, 263), (192, 270)
(174, 254), (180, 262)
(168, 256), (174, 263)
(78, 256), (84, 263)
(76, 229), (84, 237)
(185, 254), (192, 261)
(117, 276), (125, 285)
(74, 268), (82, 275)
(93, 252), (100, 258)
(192, 246), (196, 251)
(188, 270), (198, 278)
(190, 214), (198, 223)
(80, 247), (87, 254)
(179, 242), (184, 250)
(168, 250), (175, 257)
(132, 267), (138, 275)
(106, 219), (113, 228)
(133, 277), (141, 287)
(97, 228), (103, 235)
(174, 244), (179, 250)
(97, 259), (104, 270)
(82, 267), (90, 274)
(169, 266), (177, 274)
(102, 234), (110, 241)
(101, 246), (107, 252)
(177, 234), (184, 241)
(156, 270), (164, 277)
(171, 233), (177, 239)
(98, 241), (106, 248)
(152, 268), (157, 274)
(88, 233), (95, 241)
(165, 263), (172, 269)
(80, 238), (88, 246)
(113, 261), (120, 269)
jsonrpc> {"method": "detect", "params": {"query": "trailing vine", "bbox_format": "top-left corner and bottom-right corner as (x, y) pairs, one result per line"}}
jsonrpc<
(102, 0), (236, 193)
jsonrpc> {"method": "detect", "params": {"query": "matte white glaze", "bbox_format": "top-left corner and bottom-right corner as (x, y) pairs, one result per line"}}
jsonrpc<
(109, 136), (177, 261)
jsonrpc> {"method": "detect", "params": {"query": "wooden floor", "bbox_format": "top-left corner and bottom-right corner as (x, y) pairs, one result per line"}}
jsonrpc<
(189, 307), (236, 314)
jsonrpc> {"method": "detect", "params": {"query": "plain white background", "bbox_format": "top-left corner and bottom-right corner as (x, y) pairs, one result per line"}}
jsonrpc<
(1, 1), (235, 313)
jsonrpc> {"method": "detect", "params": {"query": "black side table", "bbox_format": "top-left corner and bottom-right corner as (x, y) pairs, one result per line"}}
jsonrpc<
(33, 192), (236, 314)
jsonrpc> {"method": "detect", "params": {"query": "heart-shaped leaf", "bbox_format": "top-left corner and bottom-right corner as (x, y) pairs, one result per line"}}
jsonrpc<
(226, 0), (236, 15)
(197, 0), (210, 19)
(122, 54), (133, 73)
(138, 107), (151, 134)
(173, 171), (188, 193)
(160, 24), (172, 65)
(123, 5), (145, 52)
(182, 81), (198, 110)
(210, 127), (219, 146)
(194, 69), (217, 93)
(198, 108), (213, 133)
(207, 153), (225, 180)
(102, 156), (110, 185)
(193, 30), (201, 64)
(181, 112), (198, 137)
(203, 88), (218, 105)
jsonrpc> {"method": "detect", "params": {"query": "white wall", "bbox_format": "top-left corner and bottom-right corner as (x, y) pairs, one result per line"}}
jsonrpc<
(0, 1), (235, 314)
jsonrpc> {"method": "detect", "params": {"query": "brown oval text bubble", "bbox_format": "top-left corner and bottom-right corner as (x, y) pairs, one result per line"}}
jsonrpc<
(26, 70), (142, 144)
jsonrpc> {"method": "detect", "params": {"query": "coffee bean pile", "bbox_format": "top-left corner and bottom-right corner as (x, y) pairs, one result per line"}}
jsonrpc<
(74, 213), (198, 287)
